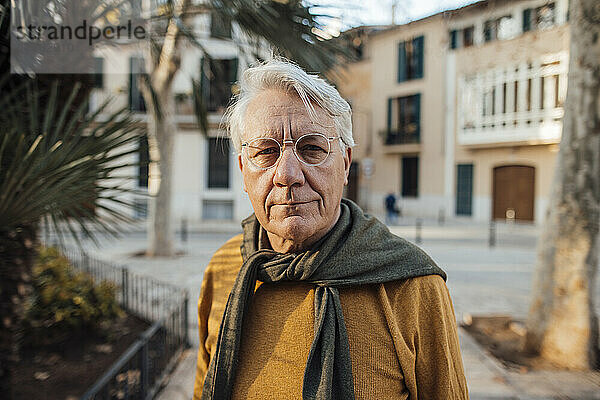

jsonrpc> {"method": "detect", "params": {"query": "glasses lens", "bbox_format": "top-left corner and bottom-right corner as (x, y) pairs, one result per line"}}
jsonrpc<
(244, 138), (280, 168)
(296, 134), (330, 165)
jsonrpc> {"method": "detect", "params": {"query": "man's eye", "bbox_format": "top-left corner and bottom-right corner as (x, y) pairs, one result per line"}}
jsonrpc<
(256, 147), (279, 156)
(299, 144), (326, 153)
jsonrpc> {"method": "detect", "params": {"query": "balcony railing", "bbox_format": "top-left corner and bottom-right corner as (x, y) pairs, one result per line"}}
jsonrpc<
(384, 130), (420, 145)
(457, 52), (568, 147)
(458, 108), (563, 146)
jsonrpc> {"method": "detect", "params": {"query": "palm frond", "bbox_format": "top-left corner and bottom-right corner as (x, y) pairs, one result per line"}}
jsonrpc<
(209, 0), (353, 75)
(0, 75), (147, 243)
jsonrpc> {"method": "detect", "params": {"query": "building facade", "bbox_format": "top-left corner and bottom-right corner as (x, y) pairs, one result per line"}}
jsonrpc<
(91, 3), (260, 228)
(338, 0), (570, 223)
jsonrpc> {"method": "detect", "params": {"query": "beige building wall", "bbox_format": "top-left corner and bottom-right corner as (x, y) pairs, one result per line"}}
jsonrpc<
(448, 0), (569, 222)
(456, 145), (559, 222)
(368, 15), (448, 218)
(90, 15), (264, 226)
(338, 0), (572, 224)
(336, 29), (375, 211)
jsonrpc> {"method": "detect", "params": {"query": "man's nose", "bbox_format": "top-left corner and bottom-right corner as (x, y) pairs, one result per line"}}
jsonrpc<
(273, 145), (305, 187)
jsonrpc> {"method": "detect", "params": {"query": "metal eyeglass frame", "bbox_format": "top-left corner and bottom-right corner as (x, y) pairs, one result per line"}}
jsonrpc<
(241, 132), (342, 170)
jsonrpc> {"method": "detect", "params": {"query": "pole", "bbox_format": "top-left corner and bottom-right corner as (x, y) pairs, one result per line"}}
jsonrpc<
(416, 218), (422, 244)
(489, 220), (496, 247)
(181, 218), (188, 243)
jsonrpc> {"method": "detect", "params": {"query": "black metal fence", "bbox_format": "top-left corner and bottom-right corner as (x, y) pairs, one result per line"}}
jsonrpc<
(57, 247), (189, 400)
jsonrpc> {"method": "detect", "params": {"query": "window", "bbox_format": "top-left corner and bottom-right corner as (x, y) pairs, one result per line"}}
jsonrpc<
(398, 36), (424, 82)
(386, 94), (421, 145)
(449, 30), (458, 50)
(523, 3), (555, 33)
(129, 57), (146, 112)
(203, 200), (233, 220)
(449, 26), (474, 50)
(484, 15), (513, 42)
(92, 57), (103, 88)
(200, 58), (238, 112)
(210, 11), (232, 39)
(401, 156), (419, 198)
(138, 136), (149, 188)
(483, 19), (496, 42)
(456, 164), (473, 216)
(207, 137), (230, 189)
(463, 26), (474, 47)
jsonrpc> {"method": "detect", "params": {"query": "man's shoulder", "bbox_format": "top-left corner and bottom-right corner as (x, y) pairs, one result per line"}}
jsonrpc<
(381, 274), (450, 309)
(205, 234), (244, 275)
(386, 273), (445, 288)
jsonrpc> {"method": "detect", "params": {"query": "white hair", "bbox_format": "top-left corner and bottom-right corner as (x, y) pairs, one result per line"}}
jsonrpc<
(224, 57), (355, 152)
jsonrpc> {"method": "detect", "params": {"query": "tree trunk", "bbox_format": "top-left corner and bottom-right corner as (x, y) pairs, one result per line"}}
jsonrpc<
(146, 89), (177, 257)
(524, 0), (600, 369)
(0, 225), (37, 399)
(143, 0), (190, 257)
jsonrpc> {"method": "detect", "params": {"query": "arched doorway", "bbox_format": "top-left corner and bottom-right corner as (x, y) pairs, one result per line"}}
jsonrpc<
(492, 165), (535, 221)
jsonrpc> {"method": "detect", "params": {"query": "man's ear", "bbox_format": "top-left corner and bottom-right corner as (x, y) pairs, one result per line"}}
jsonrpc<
(238, 154), (248, 193)
(343, 146), (352, 186)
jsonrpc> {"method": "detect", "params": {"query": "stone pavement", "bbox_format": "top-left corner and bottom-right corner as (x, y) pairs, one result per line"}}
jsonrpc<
(78, 218), (600, 399)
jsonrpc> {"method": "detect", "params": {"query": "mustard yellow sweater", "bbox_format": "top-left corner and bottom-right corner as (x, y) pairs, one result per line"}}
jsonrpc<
(193, 234), (469, 399)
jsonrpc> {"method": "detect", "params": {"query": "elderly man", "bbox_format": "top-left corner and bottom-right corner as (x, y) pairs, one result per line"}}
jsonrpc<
(193, 59), (468, 400)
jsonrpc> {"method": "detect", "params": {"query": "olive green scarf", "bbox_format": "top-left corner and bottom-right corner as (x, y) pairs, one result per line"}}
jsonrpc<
(201, 199), (446, 400)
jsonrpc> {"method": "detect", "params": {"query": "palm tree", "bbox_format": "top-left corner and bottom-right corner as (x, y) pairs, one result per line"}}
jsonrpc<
(0, 77), (146, 399)
(6, 0), (351, 257)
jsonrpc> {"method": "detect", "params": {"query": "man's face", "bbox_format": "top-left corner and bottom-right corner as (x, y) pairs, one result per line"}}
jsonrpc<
(239, 88), (352, 252)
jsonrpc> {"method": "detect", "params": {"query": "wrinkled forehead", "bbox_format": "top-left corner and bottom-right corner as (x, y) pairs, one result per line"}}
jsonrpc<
(242, 88), (335, 141)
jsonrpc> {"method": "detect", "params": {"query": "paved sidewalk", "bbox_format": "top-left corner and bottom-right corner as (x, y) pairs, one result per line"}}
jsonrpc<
(78, 219), (600, 399)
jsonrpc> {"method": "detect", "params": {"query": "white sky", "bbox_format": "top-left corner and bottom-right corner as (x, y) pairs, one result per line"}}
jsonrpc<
(312, 0), (480, 31)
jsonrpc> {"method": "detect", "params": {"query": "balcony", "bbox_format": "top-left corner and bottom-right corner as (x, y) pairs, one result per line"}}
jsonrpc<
(381, 129), (421, 154)
(458, 109), (563, 147)
(385, 129), (420, 145)
(458, 53), (567, 147)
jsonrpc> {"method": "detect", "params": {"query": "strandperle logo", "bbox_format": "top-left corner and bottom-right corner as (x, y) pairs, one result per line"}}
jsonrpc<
(14, 19), (147, 46)
(10, 0), (149, 74)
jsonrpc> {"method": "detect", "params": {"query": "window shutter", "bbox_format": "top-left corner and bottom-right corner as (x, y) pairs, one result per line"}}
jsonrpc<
(450, 30), (458, 49)
(129, 57), (146, 112)
(387, 98), (393, 133)
(484, 21), (492, 42)
(414, 36), (424, 79)
(200, 57), (210, 103)
(414, 93), (421, 141)
(523, 9), (532, 32)
(397, 42), (407, 83)
(229, 57), (238, 84)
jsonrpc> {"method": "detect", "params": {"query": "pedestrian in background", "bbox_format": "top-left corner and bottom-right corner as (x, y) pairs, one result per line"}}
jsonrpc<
(385, 192), (399, 225)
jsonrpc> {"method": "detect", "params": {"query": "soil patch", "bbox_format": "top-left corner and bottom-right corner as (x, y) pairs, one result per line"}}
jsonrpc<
(461, 315), (583, 372)
(14, 313), (150, 400)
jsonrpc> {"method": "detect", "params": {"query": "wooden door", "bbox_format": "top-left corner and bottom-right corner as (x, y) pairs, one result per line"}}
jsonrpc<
(492, 165), (535, 221)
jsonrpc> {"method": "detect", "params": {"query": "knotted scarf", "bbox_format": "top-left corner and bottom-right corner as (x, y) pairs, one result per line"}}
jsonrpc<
(201, 199), (446, 400)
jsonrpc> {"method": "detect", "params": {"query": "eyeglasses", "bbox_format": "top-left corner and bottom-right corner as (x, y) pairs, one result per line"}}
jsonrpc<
(241, 133), (341, 170)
